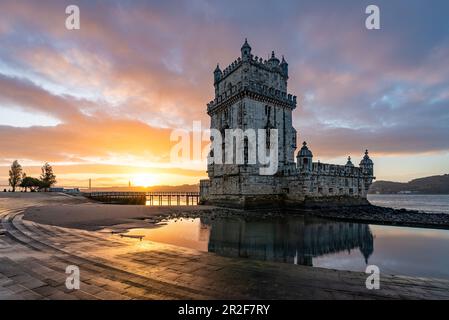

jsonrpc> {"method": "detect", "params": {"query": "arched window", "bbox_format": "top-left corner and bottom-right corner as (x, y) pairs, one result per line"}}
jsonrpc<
(265, 123), (276, 149)
(265, 105), (271, 116)
(266, 127), (271, 149)
(221, 125), (228, 164)
(244, 137), (248, 164)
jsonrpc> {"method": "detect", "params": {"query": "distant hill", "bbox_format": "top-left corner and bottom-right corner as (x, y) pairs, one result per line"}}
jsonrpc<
(369, 174), (449, 194)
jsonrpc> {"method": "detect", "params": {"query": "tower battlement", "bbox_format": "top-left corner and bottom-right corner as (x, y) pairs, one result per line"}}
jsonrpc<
(217, 52), (289, 82)
(209, 39), (296, 114)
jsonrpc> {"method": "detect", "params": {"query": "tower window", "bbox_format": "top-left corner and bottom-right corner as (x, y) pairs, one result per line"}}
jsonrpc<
(244, 138), (248, 164)
(222, 141), (225, 163)
(266, 126), (275, 149)
(265, 105), (271, 116)
(266, 128), (271, 148)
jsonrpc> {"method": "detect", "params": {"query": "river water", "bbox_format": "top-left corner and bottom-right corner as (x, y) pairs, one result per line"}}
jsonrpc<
(126, 195), (449, 280)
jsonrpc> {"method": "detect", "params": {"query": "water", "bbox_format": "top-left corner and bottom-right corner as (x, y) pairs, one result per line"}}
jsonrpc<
(127, 215), (449, 280)
(126, 195), (449, 280)
(368, 194), (449, 214)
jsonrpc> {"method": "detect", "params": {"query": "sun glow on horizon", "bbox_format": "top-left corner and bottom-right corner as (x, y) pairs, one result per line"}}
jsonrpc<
(131, 174), (159, 187)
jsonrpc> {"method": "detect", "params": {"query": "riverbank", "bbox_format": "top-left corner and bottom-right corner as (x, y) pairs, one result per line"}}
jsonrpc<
(302, 205), (449, 229)
(19, 193), (449, 231)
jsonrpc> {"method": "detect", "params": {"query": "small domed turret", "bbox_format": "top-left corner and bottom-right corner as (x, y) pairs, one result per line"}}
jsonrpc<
(299, 141), (313, 157)
(213, 64), (222, 84)
(297, 141), (313, 171)
(346, 156), (354, 167)
(280, 55), (288, 77)
(268, 51), (280, 68)
(359, 149), (374, 175)
(359, 150), (373, 166)
(241, 38), (252, 61)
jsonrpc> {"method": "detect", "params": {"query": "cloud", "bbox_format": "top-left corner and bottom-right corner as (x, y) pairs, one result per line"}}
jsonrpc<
(0, 73), (86, 122)
(0, 0), (448, 183)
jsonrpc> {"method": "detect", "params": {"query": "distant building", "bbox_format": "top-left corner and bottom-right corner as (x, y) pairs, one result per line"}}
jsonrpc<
(199, 40), (375, 208)
(49, 187), (80, 193)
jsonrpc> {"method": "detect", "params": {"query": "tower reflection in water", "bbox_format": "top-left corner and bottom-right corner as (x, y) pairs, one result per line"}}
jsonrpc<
(201, 216), (374, 266)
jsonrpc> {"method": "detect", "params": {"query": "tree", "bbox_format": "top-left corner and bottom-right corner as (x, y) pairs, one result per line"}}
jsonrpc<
(8, 160), (23, 192)
(40, 162), (57, 191)
(20, 176), (43, 192)
(20, 172), (27, 191)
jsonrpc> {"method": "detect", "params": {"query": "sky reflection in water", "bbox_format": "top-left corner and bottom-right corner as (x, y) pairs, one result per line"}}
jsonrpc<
(127, 215), (449, 280)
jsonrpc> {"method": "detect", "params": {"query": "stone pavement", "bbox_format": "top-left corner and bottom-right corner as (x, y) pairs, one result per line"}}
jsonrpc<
(1, 194), (449, 300)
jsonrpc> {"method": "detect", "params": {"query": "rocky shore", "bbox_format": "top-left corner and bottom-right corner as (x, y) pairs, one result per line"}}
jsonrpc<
(297, 204), (449, 229)
(140, 204), (449, 230)
(18, 193), (449, 231)
(145, 200), (449, 229)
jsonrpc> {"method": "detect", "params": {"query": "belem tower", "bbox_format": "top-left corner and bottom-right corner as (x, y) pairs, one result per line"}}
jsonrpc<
(199, 40), (375, 208)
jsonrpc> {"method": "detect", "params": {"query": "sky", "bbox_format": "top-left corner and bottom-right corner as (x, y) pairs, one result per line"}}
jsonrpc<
(0, 0), (448, 187)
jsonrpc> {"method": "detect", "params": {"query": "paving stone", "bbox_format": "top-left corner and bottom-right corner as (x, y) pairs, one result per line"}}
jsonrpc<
(95, 290), (130, 300)
(3, 283), (29, 294)
(46, 291), (79, 300)
(2, 195), (449, 300)
(72, 290), (97, 300)
(78, 283), (104, 295)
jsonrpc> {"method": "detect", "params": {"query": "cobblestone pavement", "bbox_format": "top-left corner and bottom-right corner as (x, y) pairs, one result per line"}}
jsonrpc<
(1, 194), (449, 300)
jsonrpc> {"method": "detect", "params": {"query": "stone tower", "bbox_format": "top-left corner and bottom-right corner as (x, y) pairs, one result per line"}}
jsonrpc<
(199, 40), (375, 209)
(203, 39), (298, 207)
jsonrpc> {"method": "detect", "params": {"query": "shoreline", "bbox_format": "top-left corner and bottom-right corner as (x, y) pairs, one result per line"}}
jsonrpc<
(4, 192), (449, 300)
(304, 206), (449, 230)
(5, 191), (447, 231)
(19, 194), (449, 231)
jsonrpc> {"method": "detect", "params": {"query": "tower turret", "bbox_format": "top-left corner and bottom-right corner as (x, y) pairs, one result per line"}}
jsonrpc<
(213, 64), (222, 84)
(268, 51), (280, 68)
(297, 141), (313, 172)
(346, 156), (354, 167)
(280, 55), (288, 78)
(359, 150), (374, 175)
(241, 38), (252, 61)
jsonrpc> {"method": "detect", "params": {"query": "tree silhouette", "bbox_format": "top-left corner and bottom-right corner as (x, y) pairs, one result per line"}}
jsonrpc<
(20, 176), (43, 192)
(40, 162), (57, 191)
(8, 160), (23, 192)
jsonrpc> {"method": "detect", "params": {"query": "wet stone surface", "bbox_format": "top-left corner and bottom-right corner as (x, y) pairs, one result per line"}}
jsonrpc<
(1, 194), (449, 300)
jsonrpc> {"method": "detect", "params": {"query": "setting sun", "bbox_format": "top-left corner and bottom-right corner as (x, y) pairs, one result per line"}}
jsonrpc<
(132, 174), (158, 187)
